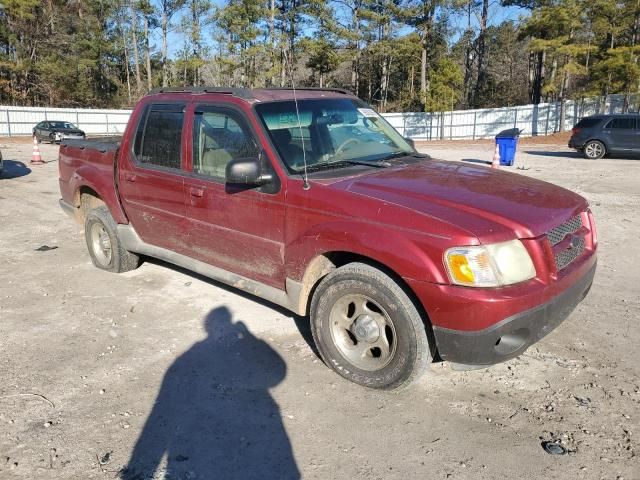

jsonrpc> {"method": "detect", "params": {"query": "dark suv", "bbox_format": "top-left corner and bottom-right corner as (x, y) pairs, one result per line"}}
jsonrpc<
(569, 114), (640, 159)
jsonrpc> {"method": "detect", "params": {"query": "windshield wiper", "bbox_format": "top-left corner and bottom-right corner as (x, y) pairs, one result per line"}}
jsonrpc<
(338, 158), (391, 168)
(379, 151), (429, 162)
(304, 158), (390, 173)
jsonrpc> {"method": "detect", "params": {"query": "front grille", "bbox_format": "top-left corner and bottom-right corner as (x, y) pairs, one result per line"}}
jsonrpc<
(546, 214), (587, 271)
(554, 237), (586, 270)
(547, 215), (582, 246)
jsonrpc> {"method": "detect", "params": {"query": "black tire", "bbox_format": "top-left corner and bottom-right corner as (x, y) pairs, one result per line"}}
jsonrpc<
(84, 205), (139, 273)
(310, 263), (432, 389)
(583, 140), (606, 159)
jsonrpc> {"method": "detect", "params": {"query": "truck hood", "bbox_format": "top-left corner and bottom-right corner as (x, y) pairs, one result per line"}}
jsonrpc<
(325, 160), (588, 241)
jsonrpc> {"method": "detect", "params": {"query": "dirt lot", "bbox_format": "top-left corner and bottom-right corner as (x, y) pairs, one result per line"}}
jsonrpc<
(0, 138), (638, 480)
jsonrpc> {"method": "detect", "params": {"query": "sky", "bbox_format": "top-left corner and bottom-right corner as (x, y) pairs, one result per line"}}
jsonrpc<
(150, 0), (531, 59)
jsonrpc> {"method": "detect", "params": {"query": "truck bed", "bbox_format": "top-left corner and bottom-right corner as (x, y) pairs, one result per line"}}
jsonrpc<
(58, 136), (123, 215)
(61, 136), (121, 153)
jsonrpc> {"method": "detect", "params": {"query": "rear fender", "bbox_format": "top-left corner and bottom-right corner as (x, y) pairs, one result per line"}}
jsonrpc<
(70, 164), (128, 224)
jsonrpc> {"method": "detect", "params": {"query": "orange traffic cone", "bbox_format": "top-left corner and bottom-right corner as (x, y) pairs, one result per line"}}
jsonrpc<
(31, 135), (44, 165)
(491, 142), (500, 169)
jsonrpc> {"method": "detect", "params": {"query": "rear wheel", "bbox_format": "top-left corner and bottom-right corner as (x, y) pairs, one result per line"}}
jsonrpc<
(84, 206), (139, 273)
(310, 263), (431, 389)
(583, 140), (605, 159)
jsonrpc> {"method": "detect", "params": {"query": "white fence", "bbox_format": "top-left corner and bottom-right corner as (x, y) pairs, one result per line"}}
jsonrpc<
(384, 94), (639, 140)
(0, 105), (132, 137)
(0, 94), (637, 139)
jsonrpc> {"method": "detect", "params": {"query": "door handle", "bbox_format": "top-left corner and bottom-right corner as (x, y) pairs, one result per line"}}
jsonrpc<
(124, 173), (136, 182)
(190, 187), (205, 198)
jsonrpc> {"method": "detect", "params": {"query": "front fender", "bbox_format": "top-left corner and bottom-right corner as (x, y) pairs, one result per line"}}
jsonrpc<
(285, 220), (451, 284)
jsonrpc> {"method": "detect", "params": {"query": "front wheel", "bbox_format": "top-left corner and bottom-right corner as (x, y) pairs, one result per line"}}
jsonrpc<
(583, 140), (606, 159)
(310, 263), (432, 389)
(84, 206), (139, 273)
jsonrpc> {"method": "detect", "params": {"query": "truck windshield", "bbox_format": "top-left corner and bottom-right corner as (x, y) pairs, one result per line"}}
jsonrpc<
(255, 99), (414, 173)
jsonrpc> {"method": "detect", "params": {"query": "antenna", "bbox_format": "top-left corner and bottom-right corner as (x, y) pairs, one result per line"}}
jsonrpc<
(283, 49), (310, 190)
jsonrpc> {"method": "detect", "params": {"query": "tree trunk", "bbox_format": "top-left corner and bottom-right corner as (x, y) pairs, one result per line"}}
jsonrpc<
(144, 15), (152, 92)
(183, 47), (188, 86)
(473, 0), (489, 107)
(130, 6), (142, 94)
(351, 4), (360, 95)
(381, 57), (388, 111)
(420, 45), (427, 100)
(269, 0), (276, 86)
(380, 22), (389, 111)
(367, 62), (372, 103)
(162, 11), (169, 87)
(279, 0), (288, 87)
(419, 3), (434, 110)
(532, 50), (545, 104)
(46, 0), (55, 33)
(121, 24), (132, 104)
(559, 98), (566, 132)
(190, 0), (201, 86)
(549, 56), (558, 102)
(409, 64), (414, 98)
(289, 0), (297, 69)
(464, 34), (474, 107)
(383, 57), (392, 111)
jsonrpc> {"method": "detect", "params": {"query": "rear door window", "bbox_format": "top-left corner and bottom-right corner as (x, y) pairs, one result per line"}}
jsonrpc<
(574, 118), (601, 129)
(134, 104), (185, 170)
(605, 118), (636, 129)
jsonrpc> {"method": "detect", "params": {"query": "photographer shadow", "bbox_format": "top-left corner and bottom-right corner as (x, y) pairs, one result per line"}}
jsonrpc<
(121, 306), (300, 480)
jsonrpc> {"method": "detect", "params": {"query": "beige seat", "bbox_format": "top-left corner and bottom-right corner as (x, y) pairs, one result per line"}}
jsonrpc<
(198, 148), (232, 178)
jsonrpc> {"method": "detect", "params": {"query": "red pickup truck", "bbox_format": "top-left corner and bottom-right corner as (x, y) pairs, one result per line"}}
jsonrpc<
(58, 87), (597, 389)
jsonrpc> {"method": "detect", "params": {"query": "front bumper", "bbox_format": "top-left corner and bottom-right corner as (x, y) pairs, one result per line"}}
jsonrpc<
(55, 134), (85, 143)
(432, 262), (596, 365)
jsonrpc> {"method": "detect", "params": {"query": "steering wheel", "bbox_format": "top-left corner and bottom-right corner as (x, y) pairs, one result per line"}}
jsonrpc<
(335, 138), (361, 156)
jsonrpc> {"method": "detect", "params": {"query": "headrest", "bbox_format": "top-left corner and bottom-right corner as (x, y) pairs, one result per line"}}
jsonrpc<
(271, 129), (292, 145)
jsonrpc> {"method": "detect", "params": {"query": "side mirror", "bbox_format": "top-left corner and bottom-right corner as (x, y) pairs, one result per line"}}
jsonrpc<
(225, 155), (273, 186)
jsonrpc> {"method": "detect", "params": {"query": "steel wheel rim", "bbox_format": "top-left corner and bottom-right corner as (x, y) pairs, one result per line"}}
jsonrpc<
(585, 142), (603, 158)
(329, 294), (397, 371)
(90, 223), (112, 266)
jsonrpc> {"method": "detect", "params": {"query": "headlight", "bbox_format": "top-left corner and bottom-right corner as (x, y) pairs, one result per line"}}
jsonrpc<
(444, 240), (536, 287)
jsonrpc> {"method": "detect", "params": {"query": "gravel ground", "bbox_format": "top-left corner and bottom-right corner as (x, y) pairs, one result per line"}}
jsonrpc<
(0, 138), (638, 480)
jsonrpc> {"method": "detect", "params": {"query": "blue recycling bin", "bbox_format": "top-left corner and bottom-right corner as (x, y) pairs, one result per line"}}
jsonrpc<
(495, 128), (521, 166)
